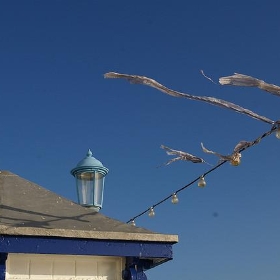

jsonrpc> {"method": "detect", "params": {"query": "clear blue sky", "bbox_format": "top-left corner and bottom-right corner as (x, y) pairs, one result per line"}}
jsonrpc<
(1, 1), (280, 279)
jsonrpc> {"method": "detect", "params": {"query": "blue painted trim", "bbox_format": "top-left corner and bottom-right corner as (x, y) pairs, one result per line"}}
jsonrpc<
(0, 235), (173, 260)
(0, 253), (7, 280)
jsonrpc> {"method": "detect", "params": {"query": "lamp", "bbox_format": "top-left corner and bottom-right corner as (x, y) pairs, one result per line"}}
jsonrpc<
(71, 149), (109, 211)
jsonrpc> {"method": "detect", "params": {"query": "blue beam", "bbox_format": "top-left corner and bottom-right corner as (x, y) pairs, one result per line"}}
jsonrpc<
(123, 267), (147, 280)
(123, 258), (151, 280)
(0, 235), (173, 260)
(0, 253), (7, 280)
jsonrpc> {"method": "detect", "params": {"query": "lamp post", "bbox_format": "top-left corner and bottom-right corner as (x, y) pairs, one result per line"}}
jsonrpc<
(71, 149), (109, 211)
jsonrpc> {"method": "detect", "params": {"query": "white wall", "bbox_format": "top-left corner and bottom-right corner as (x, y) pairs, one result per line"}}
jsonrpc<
(6, 253), (124, 280)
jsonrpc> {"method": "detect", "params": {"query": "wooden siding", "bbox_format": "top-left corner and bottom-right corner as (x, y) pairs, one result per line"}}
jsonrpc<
(6, 254), (124, 280)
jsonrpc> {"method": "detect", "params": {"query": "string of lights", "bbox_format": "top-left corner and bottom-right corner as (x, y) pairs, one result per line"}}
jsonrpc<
(127, 122), (280, 225)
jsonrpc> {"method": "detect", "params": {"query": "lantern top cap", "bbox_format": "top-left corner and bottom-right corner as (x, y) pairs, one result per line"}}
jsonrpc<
(71, 149), (109, 176)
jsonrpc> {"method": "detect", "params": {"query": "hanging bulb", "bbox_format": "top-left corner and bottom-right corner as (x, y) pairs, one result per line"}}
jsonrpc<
(130, 220), (136, 226)
(276, 128), (280, 139)
(198, 176), (206, 187)
(230, 153), (241, 166)
(148, 207), (155, 217)
(171, 193), (179, 204)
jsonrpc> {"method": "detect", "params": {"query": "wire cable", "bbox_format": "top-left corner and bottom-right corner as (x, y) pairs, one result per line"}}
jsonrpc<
(127, 123), (279, 224)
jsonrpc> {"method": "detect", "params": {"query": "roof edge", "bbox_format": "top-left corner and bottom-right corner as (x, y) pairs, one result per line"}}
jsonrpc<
(0, 225), (178, 243)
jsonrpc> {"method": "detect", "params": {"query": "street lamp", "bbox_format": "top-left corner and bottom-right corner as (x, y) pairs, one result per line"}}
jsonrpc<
(71, 149), (109, 211)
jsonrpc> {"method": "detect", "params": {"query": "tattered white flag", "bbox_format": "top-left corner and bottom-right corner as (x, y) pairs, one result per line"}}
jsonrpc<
(219, 73), (280, 98)
(201, 140), (253, 166)
(160, 144), (208, 166)
(105, 72), (273, 124)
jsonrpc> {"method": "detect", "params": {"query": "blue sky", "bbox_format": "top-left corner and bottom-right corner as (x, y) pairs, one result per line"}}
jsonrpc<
(1, 1), (280, 279)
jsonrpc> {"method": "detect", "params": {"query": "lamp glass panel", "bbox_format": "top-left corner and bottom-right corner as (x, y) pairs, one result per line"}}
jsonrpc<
(75, 172), (105, 208)
(76, 172), (94, 206)
(94, 173), (105, 207)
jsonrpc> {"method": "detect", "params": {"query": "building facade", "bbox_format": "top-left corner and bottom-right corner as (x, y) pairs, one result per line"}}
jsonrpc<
(0, 171), (178, 280)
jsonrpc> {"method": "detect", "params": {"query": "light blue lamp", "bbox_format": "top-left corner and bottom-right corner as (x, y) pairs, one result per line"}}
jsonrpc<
(71, 149), (109, 211)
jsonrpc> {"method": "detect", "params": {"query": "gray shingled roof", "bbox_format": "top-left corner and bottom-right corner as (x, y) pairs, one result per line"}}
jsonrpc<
(0, 171), (178, 243)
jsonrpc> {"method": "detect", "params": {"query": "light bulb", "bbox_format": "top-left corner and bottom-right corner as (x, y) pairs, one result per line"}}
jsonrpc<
(171, 193), (179, 204)
(198, 176), (206, 187)
(130, 220), (136, 226)
(148, 207), (155, 217)
(276, 128), (280, 139)
(230, 153), (241, 166)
